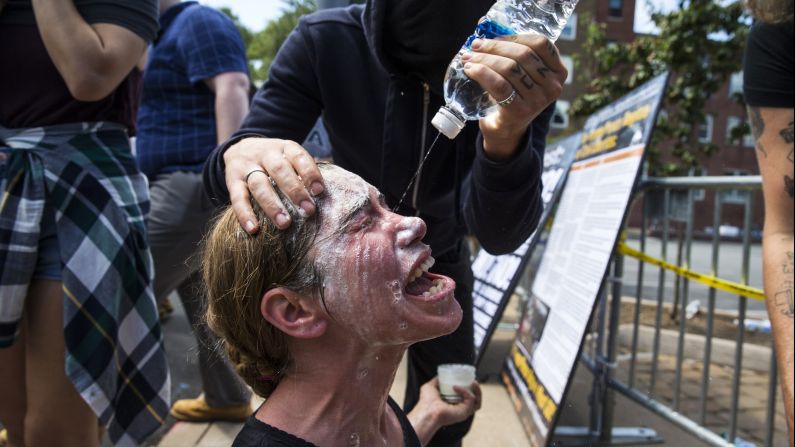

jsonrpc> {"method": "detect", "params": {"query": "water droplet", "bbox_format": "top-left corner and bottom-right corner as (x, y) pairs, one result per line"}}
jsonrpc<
(387, 280), (401, 294)
(349, 433), (360, 447)
(399, 322), (408, 330)
(358, 368), (369, 379)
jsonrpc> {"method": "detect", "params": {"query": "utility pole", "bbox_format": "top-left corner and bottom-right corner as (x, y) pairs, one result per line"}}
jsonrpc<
(316, 0), (350, 9)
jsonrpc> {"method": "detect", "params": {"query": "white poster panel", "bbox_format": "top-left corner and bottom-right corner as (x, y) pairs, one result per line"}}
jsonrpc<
(531, 144), (645, 401)
(502, 73), (669, 445)
(472, 134), (580, 361)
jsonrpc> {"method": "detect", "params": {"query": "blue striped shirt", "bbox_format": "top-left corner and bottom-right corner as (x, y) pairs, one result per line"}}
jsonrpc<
(136, 2), (248, 179)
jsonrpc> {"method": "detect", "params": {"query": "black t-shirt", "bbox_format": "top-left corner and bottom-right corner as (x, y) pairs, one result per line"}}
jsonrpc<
(232, 397), (422, 447)
(743, 20), (794, 108)
(0, 0), (157, 129)
(1, 0), (158, 39)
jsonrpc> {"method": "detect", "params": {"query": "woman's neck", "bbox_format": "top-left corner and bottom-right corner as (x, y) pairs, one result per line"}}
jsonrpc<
(256, 344), (408, 446)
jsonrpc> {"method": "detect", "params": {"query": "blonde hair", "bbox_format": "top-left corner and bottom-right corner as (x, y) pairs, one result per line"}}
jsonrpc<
(202, 194), (324, 398)
(745, 0), (793, 23)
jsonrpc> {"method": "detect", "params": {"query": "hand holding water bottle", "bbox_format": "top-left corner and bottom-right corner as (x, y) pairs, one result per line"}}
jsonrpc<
(432, 0), (579, 160)
(462, 32), (567, 160)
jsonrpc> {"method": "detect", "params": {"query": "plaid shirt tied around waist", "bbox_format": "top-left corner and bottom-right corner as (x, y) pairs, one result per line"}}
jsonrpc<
(0, 122), (170, 446)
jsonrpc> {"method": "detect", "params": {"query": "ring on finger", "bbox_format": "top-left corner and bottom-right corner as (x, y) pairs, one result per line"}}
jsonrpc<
(497, 89), (518, 107)
(245, 169), (269, 184)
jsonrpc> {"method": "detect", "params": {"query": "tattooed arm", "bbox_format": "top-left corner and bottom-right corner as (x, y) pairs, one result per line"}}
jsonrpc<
(749, 106), (794, 445)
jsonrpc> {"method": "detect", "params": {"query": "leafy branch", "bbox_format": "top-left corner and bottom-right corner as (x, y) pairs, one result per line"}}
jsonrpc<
(571, 1), (750, 176)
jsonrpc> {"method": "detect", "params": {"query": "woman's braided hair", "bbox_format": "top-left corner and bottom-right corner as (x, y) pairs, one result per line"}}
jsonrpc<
(202, 182), (324, 398)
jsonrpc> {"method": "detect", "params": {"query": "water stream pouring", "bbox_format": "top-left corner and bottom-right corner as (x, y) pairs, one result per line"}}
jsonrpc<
(393, 133), (442, 212)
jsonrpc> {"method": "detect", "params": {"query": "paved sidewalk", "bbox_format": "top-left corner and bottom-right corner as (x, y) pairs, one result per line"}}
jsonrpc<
(614, 353), (789, 446)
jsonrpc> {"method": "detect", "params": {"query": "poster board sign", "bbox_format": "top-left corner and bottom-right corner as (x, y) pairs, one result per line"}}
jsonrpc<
(472, 133), (580, 362)
(502, 73), (669, 446)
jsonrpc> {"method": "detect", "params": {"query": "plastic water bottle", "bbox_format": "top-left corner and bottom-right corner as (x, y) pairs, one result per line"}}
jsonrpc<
(432, 0), (579, 139)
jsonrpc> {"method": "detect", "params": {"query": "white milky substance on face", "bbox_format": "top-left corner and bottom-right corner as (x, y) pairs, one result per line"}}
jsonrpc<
(314, 166), (370, 275)
(313, 166), (393, 338)
(387, 280), (402, 304)
(361, 243), (370, 290)
(317, 166), (371, 229)
(396, 217), (422, 246)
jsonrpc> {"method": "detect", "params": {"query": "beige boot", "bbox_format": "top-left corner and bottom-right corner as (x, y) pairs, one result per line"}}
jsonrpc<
(170, 396), (252, 423)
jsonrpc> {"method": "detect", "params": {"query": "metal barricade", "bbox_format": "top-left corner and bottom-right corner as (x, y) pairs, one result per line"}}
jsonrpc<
(579, 175), (782, 447)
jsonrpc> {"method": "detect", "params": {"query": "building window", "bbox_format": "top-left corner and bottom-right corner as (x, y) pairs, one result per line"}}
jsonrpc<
(689, 167), (707, 201)
(728, 72), (743, 98)
(722, 169), (751, 204)
(609, 0), (623, 17)
(698, 114), (714, 143)
(561, 55), (574, 85)
(726, 116), (754, 147)
(551, 100), (570, 129)
(560, 13), (577, 40)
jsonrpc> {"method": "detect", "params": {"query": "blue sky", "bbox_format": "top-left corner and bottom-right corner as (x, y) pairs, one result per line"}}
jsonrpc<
(202, 0), (681, 34)
(202, 0), (283, 31)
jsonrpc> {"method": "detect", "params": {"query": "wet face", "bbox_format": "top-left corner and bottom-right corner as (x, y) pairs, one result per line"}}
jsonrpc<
(313, 166), (461, 344)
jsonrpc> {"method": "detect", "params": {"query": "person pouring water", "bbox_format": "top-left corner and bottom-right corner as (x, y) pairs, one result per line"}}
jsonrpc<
(203, 0), (567, 445)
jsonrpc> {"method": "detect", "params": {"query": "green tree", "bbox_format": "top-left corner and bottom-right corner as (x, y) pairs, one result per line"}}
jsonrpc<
(571, 1), (750, 175)
(249, 0), (318, 83)
(222, 0), (368, 85)
(220, 1), (316, 84)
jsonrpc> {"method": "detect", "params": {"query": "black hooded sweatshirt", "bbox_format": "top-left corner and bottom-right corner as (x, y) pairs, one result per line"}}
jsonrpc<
(203, 0), (554, 257)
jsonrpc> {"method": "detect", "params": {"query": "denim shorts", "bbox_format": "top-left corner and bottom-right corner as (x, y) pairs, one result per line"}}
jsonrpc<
(0, 149), (61, 281)
(34, 200), (61, 281)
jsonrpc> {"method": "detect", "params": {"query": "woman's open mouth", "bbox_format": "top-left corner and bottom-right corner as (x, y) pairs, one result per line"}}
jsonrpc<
(404, 256), (455, 301)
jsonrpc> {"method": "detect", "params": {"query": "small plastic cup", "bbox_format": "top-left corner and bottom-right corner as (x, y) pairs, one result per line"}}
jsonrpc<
(437, 363), (476, 403)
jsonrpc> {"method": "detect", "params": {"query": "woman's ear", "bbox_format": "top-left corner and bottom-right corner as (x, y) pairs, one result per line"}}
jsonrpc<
(260, 288), (328, 339)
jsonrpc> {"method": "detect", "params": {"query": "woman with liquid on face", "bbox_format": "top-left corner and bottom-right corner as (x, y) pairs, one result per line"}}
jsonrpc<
(203, 164), (482, 447)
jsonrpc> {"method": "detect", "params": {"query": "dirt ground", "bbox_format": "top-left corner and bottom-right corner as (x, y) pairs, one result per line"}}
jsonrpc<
(618, 301), (773, 348)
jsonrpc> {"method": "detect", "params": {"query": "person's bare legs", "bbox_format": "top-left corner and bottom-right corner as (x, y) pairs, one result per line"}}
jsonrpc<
(0, 321), (27, 447)
(23, 280), (99, 447)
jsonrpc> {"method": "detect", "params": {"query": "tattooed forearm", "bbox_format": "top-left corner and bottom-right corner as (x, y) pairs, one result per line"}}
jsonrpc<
(781, 121), (794, 144)
(777, 252), (794, 318)
(510, 63), (535, 90)
(749, 106), (765, 139)
(749, 107), (768, 157)
(757, 141), (768, 157)
(777, 284), (795, 318)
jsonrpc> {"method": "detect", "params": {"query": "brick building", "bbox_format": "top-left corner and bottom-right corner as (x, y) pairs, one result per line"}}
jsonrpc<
(551, 0), (763, 234)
